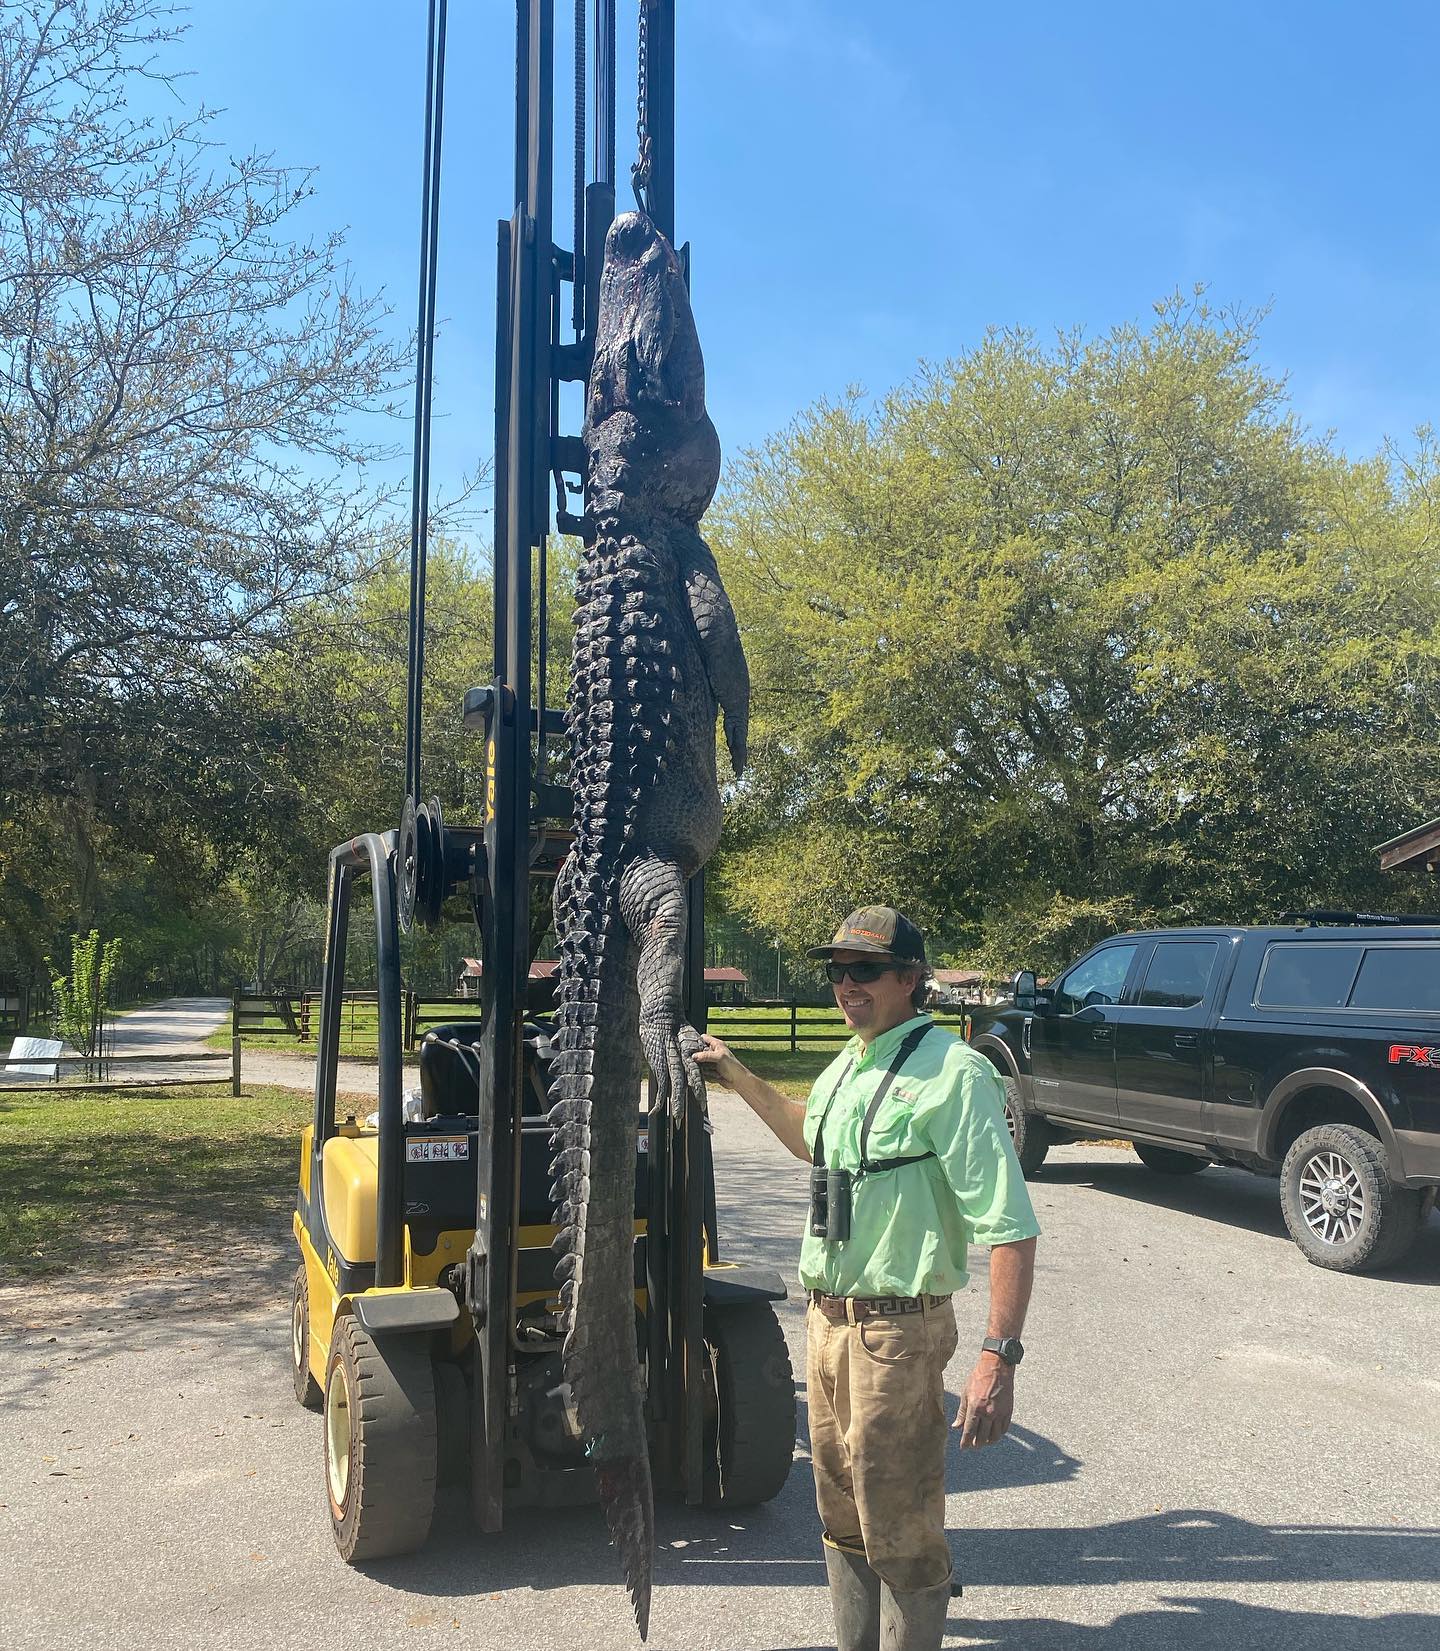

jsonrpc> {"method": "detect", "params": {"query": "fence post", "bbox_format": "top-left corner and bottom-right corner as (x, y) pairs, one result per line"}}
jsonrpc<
(790, 999), (798, 1054)
(231, 990), (241, 1096)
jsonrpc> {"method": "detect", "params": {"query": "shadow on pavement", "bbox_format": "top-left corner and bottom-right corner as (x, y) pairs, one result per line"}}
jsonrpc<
(1036, 1158), (1440, 1280)
(0, 1230), (295, 1410)
(945, 1418), (1082, 1495)
(371, 1480), (1440, 1607)
(787, 1595), (1439, 1651)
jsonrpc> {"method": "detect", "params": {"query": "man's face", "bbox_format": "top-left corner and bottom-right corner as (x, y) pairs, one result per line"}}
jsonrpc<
(829, 949), (919, 1041)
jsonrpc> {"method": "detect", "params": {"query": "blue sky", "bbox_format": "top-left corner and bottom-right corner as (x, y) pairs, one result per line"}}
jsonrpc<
(153, 1), (1439, 539)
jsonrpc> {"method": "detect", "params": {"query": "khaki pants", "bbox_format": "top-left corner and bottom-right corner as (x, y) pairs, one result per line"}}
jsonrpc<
(806, 1296), (958, 1591)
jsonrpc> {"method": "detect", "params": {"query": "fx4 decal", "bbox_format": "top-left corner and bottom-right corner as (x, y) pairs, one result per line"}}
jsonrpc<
(1388, 1045), (1440, 1067)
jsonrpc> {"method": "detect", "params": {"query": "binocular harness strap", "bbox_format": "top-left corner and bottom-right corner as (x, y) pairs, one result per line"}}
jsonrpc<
(813, 1022), (935, 1177)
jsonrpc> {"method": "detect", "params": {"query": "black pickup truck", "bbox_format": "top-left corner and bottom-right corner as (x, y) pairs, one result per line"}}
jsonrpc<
(968, 917), (1440, 1273)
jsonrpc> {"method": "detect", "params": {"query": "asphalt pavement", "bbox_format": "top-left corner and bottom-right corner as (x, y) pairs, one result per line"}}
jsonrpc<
(2, 1094), (1438, 1650)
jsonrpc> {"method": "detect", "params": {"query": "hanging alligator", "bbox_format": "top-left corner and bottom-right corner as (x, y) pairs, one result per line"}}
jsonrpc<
(548, 209), (749, 1639)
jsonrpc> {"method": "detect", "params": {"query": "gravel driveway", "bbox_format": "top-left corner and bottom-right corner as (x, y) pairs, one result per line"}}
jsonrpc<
(2, 1098), (1437, 1650)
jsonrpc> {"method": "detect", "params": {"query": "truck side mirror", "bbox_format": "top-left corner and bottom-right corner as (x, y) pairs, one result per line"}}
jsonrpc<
(1012, 969), (1037, 1011)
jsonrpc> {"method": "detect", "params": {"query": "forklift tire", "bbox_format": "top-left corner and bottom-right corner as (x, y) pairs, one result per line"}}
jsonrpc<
(702, 1302), (795, 1509)
(291, 1264), (322, 1410)
(324, 1313), (437, 1562)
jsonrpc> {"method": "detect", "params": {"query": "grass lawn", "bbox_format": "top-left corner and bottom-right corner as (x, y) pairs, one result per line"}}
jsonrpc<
(209, 997), (432, 1059)
(719, 1046), (835, 1097)
(0, 1084), (311, 1280)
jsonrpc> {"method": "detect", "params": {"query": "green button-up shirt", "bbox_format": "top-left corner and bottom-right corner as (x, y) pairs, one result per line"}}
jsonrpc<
(799, 1014), (1040, 1298)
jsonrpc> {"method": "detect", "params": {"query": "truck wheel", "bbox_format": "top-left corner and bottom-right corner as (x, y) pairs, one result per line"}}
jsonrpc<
(1133, 1143), (1208, 1176)
(324, 1314), (437, 1561)
(701, 1302), (796, 1508)
(1003, 1078), (1051, 1176)
(291, 1264), (323, 1409)
(1280, 1124), (1425, 1273)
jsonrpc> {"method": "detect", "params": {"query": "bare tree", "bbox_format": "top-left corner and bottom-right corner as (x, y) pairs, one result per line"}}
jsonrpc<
(1, 3), (405, 755)
(0, 2), (408, 960)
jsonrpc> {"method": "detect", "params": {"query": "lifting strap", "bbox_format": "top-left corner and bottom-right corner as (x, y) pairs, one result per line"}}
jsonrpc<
(812, 1023), (935, 1178)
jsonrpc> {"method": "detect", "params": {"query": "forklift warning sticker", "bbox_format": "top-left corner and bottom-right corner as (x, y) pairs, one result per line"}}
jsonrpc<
(406, 1136), (470, 1163)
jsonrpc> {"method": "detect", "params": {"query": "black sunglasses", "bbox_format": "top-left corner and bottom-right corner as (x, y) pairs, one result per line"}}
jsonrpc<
(824, 960), (903, 985)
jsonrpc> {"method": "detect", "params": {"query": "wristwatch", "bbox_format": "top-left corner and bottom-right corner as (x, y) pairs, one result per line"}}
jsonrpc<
(980, 1335), (1024, 1366)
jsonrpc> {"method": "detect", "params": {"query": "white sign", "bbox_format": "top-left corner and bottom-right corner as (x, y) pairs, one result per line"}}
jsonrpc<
(405, 1136), (470, 1164)
(6, 1037), (62, 1079)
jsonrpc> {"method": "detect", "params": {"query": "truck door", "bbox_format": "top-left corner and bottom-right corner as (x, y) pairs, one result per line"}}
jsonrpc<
(1113, 938), (1221, 1140)
(1029, 941), (1140, 1126)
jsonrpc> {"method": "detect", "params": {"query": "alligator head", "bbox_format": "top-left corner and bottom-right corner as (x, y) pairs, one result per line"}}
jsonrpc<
(586, 210), (721, 524)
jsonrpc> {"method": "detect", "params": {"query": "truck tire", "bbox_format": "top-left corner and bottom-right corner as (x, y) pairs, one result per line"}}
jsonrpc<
(1002, 1077), (1051, 1176)
(701, 1302), (795, 1509)
(324, 1314), (437, 1561)
(1280, 1123), (1425, 1274)
(1133, 1143), (1208, 1176)
(291, 1263), (323, 1409)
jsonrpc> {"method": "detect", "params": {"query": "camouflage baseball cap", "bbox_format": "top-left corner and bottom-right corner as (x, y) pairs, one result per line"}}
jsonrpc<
(806, 905), (927, 964)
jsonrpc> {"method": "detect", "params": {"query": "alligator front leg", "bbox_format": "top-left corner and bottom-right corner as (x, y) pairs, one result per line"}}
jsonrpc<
(619, 853), (705, 1120)
(679, 527), (750, 777)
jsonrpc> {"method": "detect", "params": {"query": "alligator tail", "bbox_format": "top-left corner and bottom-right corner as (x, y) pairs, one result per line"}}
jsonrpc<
(548, 526), (675, 1640)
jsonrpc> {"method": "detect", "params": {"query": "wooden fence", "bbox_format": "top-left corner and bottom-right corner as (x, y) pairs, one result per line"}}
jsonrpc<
(0, 1047), (237, 1094)
(710, 1001), (973, 1052)
(232, 991), (973, 1052)
(230, 990), (480, 1091)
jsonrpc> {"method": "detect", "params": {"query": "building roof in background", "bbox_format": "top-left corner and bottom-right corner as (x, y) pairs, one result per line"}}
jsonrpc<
(459, 957), (558, 980)
(1377, 817), (1440, 874)
(934, 968), (985, 986)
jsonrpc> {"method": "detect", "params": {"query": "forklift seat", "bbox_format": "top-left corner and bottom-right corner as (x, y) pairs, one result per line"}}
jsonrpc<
(418, 1022), (482, 1118)
(419, 1020), (554, 1119)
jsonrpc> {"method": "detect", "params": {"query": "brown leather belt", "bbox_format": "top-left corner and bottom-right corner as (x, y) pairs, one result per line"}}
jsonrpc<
(808, 1291), (951, 1323)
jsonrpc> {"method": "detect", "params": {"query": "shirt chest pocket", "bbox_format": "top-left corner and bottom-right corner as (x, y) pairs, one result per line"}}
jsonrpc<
(857, 1088), (922, 1164)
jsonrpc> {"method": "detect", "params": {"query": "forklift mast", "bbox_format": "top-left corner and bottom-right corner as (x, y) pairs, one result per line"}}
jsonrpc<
(298, 3), (793, 1582)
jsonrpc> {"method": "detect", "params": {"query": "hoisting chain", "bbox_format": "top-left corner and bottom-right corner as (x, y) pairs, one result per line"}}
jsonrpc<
(631, 0), (651, 214)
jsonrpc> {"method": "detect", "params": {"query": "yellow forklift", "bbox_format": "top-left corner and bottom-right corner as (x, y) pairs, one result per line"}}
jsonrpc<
(287, 0), (796, 1565)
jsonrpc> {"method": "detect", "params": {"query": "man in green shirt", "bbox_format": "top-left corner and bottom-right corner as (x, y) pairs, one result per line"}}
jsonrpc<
(695, 906), (1039, 1651)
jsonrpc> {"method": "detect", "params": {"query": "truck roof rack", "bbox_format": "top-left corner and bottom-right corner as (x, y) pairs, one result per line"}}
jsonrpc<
(1279, 910), (1440, 927)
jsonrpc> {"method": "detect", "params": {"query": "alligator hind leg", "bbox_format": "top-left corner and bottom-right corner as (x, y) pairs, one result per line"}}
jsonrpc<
(619, 853), (705, 1119)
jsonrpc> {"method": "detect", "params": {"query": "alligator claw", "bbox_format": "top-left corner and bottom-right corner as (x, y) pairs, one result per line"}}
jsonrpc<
(644, 1020), (708, 1121)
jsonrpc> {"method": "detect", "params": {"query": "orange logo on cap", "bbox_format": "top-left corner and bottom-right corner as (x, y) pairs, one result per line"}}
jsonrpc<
(846, 926), (888, 943)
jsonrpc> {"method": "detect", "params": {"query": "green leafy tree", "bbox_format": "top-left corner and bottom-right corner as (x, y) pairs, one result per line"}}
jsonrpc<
(710, 295), (1440, 975)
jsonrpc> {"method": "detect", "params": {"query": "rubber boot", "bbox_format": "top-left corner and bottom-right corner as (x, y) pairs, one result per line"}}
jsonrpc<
(879, 1576), (952, 1650)
(824, 1539), (881, 1651)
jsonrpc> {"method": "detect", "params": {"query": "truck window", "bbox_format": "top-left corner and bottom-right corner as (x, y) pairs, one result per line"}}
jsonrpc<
(1054, 945), (1138, 1015)
(1256, 944), (1363, 1009)
(1347, 946), (1440, 1012)
(1137, 940), (1218, 1009)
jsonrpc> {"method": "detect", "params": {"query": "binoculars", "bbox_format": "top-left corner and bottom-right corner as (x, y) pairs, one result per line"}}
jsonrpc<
(809, 1164), (853, 1242)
